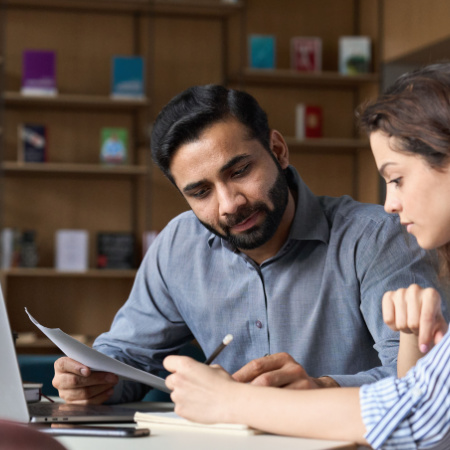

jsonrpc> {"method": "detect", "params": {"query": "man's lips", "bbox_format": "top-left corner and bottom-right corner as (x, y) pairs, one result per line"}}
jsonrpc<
(230, 211), (261, 232)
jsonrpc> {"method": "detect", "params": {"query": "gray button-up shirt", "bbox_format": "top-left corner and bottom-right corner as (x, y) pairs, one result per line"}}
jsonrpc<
(94, 166), (446, 403)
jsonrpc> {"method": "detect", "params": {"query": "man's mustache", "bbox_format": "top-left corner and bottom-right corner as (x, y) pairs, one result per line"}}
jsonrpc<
(221, 203), (267, 229)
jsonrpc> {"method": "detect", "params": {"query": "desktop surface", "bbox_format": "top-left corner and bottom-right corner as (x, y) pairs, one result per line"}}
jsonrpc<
(48, 401), (358, 450)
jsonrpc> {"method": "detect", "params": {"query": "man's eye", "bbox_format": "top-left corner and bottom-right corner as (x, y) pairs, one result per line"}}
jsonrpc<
(232, 164), (250, 178)
(192, 188), (210, 199)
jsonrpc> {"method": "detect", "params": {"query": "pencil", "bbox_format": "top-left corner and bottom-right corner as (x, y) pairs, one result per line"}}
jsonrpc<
(205, 334), (233, 365)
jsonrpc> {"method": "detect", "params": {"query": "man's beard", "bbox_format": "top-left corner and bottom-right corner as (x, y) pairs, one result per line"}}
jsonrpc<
(199, 167), (289, 250)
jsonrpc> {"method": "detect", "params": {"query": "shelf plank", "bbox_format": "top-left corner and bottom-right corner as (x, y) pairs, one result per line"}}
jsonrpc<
(230, 68), (380, 88)
(4, 0), (243, 16)
(284, 137), (370, 153)
(150, 0), (243, 17)
(4, 91), (149, 110)
(2, 161), (148, 177)
(1, 268), (137, 278)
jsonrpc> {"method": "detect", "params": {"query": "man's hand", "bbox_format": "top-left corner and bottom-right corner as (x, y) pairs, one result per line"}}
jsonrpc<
(53, 357), (118, 404)
(231, 352), (339, 389)
(382, 284), (448, 353)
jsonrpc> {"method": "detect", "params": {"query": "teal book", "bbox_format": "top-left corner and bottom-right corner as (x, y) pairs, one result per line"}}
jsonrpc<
(111, 56), (145, 99)
(248, 34), (276, 69)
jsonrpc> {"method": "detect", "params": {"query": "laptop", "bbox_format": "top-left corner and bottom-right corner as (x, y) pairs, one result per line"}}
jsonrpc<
(0, 284), (136, 423)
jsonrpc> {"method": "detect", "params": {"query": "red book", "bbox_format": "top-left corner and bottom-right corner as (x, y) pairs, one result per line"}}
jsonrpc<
(290, 37), (322, 72)
(295, 104), (323, 139)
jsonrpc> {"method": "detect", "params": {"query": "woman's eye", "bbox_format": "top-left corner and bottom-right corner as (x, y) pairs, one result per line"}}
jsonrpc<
(388, 177), (402, 187)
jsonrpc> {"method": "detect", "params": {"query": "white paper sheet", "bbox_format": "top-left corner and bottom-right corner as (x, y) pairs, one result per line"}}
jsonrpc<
(25, 308), (170, 393)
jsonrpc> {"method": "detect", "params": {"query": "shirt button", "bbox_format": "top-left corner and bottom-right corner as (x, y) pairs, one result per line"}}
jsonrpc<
(411, 386), (423, 400)
(256, 320), (263, 328)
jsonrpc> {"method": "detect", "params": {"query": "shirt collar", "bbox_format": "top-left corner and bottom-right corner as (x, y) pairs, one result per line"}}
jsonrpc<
(207, 165), (330, 248)
(287, 165), (330, 244)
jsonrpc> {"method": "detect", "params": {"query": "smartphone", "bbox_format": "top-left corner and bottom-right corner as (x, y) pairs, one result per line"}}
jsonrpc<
(40, 425), (150, 438)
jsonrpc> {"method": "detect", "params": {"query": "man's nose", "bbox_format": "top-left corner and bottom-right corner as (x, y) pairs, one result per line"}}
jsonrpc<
(217, 186), (246, 216)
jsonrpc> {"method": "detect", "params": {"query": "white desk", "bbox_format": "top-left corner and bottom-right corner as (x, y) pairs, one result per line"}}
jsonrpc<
(52, 402), (358, 450)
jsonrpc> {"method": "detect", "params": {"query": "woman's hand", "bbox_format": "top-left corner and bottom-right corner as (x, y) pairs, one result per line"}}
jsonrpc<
(164, 356), (237, 424)
(382, 284), (448, 352)
(382, 284), (449, 377)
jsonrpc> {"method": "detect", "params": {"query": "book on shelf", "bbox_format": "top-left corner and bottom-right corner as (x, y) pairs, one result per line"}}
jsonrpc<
(134, 411), (263, 436)
(100, 127), (128, 165)
(295, 104), (323, 140)
(21, 49), (57, 96)
(248, 34), (276, 69)
(111, 55), (145, 99)
(1, 228), (37, 269)
(338, 36), (372, 75)
(290, 37), (322, 72)
(1, 228), (20, 269)
(17, 124), (48, 163)
(55, 229), (89, 272)
(97, 232), (135, 270)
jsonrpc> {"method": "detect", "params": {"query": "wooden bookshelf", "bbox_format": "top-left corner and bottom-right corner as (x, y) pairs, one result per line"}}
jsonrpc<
(0, 0), (244, 351)
(1, 268), (137, 278)
(4, 91), (149, 110)
(231, 68), (380, 88)
(2, 161), (148, 177)
(4, 0), (243, 16)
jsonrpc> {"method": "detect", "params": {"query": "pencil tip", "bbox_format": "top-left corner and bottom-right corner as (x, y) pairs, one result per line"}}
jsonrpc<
(223, 334), (233, 345)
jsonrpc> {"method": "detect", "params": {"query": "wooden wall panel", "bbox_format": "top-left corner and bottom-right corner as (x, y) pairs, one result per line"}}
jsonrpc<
(383, 0), (450, 63)
(6, 276), (133, 336)
(151, 16), (224, 116)
(289, 153), (355, 197)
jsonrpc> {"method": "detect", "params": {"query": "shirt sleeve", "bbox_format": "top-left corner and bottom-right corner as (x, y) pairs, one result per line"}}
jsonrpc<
(93, 228), (194, 403)
(349, 214), (446, 386)
(360, 330), (450, 449)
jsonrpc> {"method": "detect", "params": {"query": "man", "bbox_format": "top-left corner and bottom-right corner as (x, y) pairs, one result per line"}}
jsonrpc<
(53, 85), (446, 404)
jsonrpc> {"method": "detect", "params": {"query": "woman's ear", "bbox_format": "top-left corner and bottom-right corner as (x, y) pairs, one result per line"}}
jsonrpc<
(270, 130), (290, 169)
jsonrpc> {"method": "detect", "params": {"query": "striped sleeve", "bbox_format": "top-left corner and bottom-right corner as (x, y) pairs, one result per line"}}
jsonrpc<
(360, 330), (450, 449)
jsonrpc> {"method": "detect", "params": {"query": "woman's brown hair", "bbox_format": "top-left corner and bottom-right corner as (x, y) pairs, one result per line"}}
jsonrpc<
(358, 62), (450, 276)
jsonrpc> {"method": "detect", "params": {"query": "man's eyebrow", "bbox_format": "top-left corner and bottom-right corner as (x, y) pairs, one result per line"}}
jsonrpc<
(183, 180), (206, 194)
(182, 154), (251, 194)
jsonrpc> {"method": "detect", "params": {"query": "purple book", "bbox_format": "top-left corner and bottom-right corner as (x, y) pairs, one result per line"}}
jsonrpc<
(21, 50), (57, 96)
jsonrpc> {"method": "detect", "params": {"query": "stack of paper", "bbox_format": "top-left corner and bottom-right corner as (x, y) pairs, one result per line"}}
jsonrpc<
(134, 412), (263, 436)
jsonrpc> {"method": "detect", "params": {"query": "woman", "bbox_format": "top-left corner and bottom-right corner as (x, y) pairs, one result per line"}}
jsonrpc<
(163, 62), (450, 449)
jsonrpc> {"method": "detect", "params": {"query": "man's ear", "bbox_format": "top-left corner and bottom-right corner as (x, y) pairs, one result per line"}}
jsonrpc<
(269, 130), (290, 169)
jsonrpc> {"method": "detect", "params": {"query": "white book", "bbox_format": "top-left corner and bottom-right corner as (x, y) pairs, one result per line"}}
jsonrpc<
(134, 411), (263, 435)
(339, 36), (371, 75)
(1, 228), (14, 269)
(55, 229), (89, 272)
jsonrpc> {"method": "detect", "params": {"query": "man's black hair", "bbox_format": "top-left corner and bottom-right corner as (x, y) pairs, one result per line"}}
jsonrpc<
(150, 84), (271, 184)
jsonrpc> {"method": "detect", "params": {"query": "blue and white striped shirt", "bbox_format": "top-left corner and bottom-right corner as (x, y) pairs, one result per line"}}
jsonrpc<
(361, 330), (450, 449)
